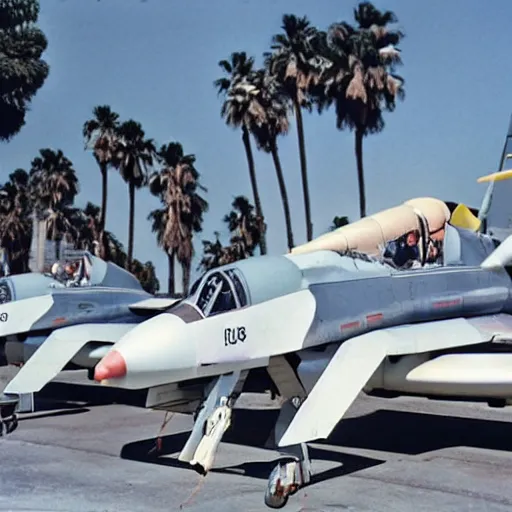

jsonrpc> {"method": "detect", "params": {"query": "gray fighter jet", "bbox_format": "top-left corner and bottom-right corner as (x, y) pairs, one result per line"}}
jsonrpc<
(90, 118), (512, 508)
(0, 251), (179, 433)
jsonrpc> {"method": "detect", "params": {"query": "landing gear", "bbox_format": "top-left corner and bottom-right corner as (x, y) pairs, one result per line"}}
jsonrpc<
(264, 397), (312, 509)
(178, 371), (247, 471)
(0, 393), (19, 437)
(190, 396), (233, 474)
(0, 413), (18, 436)
(264, 444), (311, 509)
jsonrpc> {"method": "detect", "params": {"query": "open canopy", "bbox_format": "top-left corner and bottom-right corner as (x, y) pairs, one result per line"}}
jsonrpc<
(291, 197), (451, 262)
(291, 197), (496, 269)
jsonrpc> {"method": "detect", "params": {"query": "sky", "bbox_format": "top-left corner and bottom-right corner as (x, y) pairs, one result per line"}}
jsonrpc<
(3, 0), (512, 292)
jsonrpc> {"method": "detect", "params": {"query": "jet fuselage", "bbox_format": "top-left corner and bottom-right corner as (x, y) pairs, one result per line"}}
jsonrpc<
(0, 285), (152, 366)
(97, 249), (512, 393)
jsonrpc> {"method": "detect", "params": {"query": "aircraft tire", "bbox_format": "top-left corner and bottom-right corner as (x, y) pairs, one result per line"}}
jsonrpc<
(264, 487), (288, 509)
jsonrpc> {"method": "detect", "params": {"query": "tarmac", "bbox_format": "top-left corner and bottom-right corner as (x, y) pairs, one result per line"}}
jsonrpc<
(1, 366), (512, 512)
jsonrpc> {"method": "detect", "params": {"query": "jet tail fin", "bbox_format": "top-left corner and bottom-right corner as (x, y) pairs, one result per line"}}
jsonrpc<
(477, 114), (512, 240)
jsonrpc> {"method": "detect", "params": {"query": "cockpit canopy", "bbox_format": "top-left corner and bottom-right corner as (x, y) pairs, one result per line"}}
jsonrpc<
(291, 197), (451, 265)
(178, 254), (304, 320)
(44, 251), (142, 290)
(0, 251), (143, 304)
(186, 267), (248, 317)
(291, 197), (498, 270)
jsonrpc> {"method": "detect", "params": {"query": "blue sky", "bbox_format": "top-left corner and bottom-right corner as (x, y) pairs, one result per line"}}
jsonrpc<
(3, 0), (512, 291)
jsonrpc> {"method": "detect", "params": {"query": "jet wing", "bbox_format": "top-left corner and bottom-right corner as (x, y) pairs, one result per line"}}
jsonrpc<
(128, 297), (181, 314)
(0, 295), (54, 337)
(3, 323), (136, 395)
(277, 314), (512, 448)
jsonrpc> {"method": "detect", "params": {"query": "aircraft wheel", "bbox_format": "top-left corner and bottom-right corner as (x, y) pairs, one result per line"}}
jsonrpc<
(264, 464), (290, 509)
(264, 485), (288, 509)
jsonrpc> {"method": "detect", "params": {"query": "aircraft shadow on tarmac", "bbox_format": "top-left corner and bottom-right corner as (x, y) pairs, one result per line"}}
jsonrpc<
(22, 382), (512, 489)
(119, 405), (512, 487)
(119, 409), (384, 486)
(18, 381), (148, 422)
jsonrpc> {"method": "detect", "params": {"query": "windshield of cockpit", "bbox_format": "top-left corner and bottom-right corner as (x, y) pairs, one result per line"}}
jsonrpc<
(187, 268), (248, 318)
(0, 279), (12, 304)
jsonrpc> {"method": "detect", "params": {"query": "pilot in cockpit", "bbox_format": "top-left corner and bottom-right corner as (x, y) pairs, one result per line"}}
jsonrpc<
(51, 262), (67, 283)
(383, 229), (421, 269)
(425, 237), (443, 265)
(63, 259), (91, 287)
(64, 262), (79, 286)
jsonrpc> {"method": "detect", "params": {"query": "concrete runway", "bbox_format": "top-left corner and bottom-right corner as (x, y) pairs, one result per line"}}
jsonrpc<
(2, 368), (512, 511)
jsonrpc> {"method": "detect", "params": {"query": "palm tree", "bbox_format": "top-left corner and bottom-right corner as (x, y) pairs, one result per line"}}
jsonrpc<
(149, 142), (208, 296)
(82, 105), (120, 235)
(323, 2), (405, 218)
(104, 231), (127, 268)
(199, 196), (263, 272)
(199, 232), (226, 272)
(130, 259), (160, 294)
(74, 203), (100, 253)
(75, 205), (126, 266)
(251, 70), (295, 251)
(0, 169), (33, 273)
(223, 195), (262, 258)
(265, 14), (323, 241)
(29, 149), (79, 211)
(147, 206), (174, 294)
(28, 149), (80, 261)
(114, 120), (156, 268)
(214, 52), (268, 255)
(44, 206), (82, 260)
(74, 202), (123, 263)
(74, 202), (102, 256)
(0, 0), (49, 141)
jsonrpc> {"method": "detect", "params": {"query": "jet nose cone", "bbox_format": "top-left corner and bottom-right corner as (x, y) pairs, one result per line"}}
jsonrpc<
(96, 312), (196, 389)
(94, 350), (127, 382)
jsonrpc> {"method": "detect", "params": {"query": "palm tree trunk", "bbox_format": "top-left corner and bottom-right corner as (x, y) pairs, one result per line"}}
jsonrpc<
(99, 230), (110, 261)
(182, 260), (191, 297)
(55, 239), (61, 261)
(22, 251), (29, 273)
(270, 140), (294, 251)
(242, 126), (267, 255)
(99, 162), (108, 232)
(127, 181), (135, 268)
(355, 128), (366, 218)
(294, 97), (313, 241)
(167, 251), (175, 296)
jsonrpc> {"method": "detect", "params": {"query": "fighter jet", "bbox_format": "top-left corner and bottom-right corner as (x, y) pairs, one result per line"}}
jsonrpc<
(90, 117), (512, 509)
(0, 251), (179, 433)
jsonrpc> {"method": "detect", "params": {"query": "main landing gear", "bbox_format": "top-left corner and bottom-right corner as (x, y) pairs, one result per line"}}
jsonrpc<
(264, 397), (312, 509)
(179, 377), (312, 509)
(264, 444), (312, 508)
(0, 394), (19, 436)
